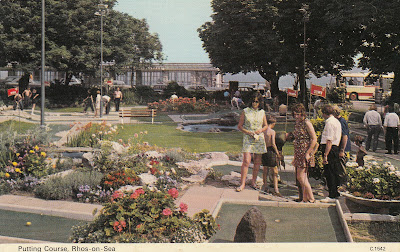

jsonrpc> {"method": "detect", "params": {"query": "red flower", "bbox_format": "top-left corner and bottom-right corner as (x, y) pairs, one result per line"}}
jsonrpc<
(150, 167), (158, 175)
(135, 188), (145, 195)
(162, 208), (173, 216)
(179, 202), (188, 213)
(111, 190), (123, 200)
(130, 192), (139, 199)
(136, 224), (142, 229)
(168, 188), (179, 199)
(120, 220), (126, 228)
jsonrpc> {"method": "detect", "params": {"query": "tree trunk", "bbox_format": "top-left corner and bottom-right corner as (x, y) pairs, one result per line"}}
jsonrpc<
(391, 70), (400, 104)
(259, 71), (280, 97)
(298, 70), (309, 111)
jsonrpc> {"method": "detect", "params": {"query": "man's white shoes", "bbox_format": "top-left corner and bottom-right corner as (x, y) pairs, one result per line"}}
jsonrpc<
(320, 197), (337, 203)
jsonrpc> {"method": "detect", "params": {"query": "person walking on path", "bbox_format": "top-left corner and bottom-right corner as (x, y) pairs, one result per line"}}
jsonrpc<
(261, 115), (282, 196)
(333, 105), (351, 181)
(363, 104), (382, 152)
(31, 89), (39, 115)
(383, 105), (400, 154)
(320, 104), (343, 203)
(236, 92), (268, 192)
(83, 90), (94, 113)
(113, 87), (123, 112)
(288, 103), (318, 203)
(94, 90), (101, 118)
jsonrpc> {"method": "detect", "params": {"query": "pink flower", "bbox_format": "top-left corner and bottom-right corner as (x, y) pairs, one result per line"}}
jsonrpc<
(168, 188), (179, 199)
(134, 133), (139, 138)
(179, 203), (188, 213)
(120, 220), (126, 228)
(130, 192), (139, 199)
(162, 208), (173, 216)
(135, 188), (145, 195)
(111, 190), (124, 200)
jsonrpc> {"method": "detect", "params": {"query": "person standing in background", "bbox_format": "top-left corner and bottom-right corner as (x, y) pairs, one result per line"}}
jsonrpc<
(383, 105), (400, 154)
(113, 87), (123, 112)
(363, 104), (382, 152)
(333, 105), (351, 183)
(320, 104), (343, 203)
(94, 90), (101, 118)
(31, 89), (39, 115)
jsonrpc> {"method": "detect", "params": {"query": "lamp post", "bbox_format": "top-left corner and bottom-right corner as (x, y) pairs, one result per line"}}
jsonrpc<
(41, 0), (45, 126)
(95, 0), (108, 118)
(299, 4), (309, 108)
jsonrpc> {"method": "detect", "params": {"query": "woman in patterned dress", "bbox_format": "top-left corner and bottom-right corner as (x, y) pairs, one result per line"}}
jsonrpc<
(236, 93), (268, 192)
(289, 103), (318, 202)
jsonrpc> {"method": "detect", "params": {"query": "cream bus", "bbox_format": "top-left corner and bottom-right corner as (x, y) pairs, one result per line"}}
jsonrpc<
(340, 71), (394, 101)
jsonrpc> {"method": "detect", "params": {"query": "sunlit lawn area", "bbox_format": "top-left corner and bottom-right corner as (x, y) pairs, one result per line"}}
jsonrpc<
(117, 114), (295, 154)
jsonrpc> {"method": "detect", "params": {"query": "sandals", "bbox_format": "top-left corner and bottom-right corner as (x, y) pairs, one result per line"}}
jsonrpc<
(236, 187), (243, 192)
(250, 184), (260, 190)
(272, 192), (283, 197)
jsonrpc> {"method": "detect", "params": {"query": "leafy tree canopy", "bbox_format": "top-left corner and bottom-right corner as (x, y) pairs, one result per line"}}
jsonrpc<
(198, 0), (360, 98)
(0, 0), (163, 83)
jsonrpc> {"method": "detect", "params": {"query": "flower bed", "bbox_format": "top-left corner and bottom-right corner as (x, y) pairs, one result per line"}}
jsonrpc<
(148, 97), (219, 113)
(70, 187), (218, 243)
(344, 161), (400, 201)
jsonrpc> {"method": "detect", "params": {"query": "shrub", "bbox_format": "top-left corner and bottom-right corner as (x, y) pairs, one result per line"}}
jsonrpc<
(326, 87), (346, 103)
(193, 209), (218, 239)
(70, 188), (216, 243)
(345, 161), (400, 200)
(0, 179), (12, 195)
(171, 224), (206, 243)
(66, 122), (119, 148)
(34, 175), (71, 200)
(35, 171), (104, 200)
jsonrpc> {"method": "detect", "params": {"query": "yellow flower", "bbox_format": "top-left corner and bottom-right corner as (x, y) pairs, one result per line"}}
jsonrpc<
(34, 145), (39, 151)
(29, 150), (35, 154)
(12, 162), (18, 167)
(52, 164), (56, 169)
(41, 152), (46, 157)
(16, 153), (20, 157)
(15, 168), (21, 173)
(5, 173), (10, 178)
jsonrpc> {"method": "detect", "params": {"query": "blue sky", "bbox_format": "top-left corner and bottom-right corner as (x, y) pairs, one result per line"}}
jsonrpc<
(114, 0), (212, 63)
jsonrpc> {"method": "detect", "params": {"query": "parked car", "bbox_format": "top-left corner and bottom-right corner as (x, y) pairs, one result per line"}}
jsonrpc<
(152, 84), (167, 94)
(112, 80), (131, 89)
(185, 85), (208, 92)
(2, 76), (20, 87)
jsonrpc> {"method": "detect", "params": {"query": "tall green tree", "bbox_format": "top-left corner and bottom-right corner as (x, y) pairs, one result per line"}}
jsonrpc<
(0, 0), (163, 85)
(199, 0), (359, 103)
(354, 0), (400, 103)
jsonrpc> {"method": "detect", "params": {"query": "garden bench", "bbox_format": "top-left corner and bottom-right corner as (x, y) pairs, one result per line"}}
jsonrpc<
(119, 107), (157, 124)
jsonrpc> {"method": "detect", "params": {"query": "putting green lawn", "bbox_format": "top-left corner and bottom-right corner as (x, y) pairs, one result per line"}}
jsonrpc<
(210, 203), (347, 243)
(0, 209), (85, 242)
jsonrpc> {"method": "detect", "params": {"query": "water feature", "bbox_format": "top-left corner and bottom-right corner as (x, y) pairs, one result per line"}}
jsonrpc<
(181, 123), (238, 133)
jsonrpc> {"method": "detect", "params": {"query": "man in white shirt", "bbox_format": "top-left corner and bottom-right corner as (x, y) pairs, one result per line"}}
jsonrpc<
(363, 104), (382, 152)
(320, 104), (342, 203)
(383, 106), (400, 154)
(102, 95), (111, 115)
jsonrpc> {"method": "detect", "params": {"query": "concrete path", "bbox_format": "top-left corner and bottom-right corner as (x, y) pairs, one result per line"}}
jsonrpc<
(176, 185), (259, 217)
